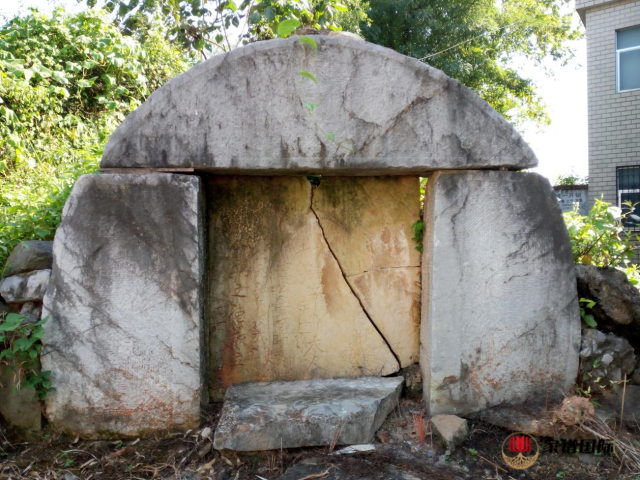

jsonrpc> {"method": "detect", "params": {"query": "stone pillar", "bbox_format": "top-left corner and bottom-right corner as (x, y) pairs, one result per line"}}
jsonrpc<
(420, 171), (581, 415)
(42, 174), (205, 438)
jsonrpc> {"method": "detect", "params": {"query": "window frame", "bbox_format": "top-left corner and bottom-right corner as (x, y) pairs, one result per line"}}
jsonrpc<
(616, 27), (640, 93)
(616, 166), (640, 232)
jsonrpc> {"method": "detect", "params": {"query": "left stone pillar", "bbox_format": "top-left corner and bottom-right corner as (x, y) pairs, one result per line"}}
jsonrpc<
(42, 174), (205, 438)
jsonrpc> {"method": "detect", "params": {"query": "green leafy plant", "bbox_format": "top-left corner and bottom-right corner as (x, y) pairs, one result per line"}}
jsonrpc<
(0, 313), (54, 400)
(0, 9), (190, 270)
(579, 298), (597, 328)
(412, 220), (424, 252)
(555, 171), (588, 186)
(272, 18), (355, 155)
(563, 199), (639, 269)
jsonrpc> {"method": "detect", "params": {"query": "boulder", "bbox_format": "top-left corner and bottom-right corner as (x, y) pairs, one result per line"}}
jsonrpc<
(575, 264), (640, 326)
(420, 171), (581, 416)
(0, 364), (42, 436)
(431, 415), (469, 452)
(213, 376), (404, 451)
(3, 241), (53, 278)
(19, 302), (42, 324)
(0, 270), (51, 303)
(207, 176), (401, 400)
(42, 174), (205, 438)
(101, 37), (537, 173)
(612, 385), (640, 425)
(580, 329), (636, 393)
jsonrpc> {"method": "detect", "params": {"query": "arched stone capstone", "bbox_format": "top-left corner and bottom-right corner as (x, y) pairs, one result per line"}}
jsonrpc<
(101, 36), (537, 174)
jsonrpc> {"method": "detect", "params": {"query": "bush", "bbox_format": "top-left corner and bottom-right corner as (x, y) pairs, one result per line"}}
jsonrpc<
(563, 198), (639, 285)
(0, 9), (191, 269)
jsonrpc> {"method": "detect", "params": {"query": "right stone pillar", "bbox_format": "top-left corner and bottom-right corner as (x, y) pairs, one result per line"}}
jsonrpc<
(421, 171), (581, 415)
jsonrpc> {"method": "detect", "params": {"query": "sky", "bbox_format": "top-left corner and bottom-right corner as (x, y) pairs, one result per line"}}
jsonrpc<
(0, 0), (589, 183)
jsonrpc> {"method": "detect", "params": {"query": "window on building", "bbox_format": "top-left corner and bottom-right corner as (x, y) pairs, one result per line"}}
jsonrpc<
(617, 26), (640, 92)
(617, 166), (640, 230)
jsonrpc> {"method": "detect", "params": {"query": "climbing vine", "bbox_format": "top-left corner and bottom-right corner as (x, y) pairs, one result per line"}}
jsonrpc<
(0, 313), (54, 400)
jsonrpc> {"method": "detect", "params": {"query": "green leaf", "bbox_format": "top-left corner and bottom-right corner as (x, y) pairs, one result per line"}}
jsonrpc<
(299, 70), (317, 84)
(52, 70), (69, 85)
(583, 314), (597, 328)
(77, 76), (98, 89)
(264, 6), (275, 21)
(299, 35), (317, 50)
(226, 0), (237, 12)
(334, 3), (348, 12)
(81, 60), (99, 69)
(23, 69), (33, 83)
(326, 133), (335, 140)
(304, 102), (317, 112)
(277, 18), (301, 38)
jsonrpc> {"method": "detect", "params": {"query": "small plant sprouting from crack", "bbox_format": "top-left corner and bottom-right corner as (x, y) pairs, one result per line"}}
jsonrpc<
(276, 19), (355, 155)
(298, 67), (355, 155)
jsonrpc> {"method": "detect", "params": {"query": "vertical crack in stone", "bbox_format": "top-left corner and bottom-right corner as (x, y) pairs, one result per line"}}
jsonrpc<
(309, 186), (401, 370)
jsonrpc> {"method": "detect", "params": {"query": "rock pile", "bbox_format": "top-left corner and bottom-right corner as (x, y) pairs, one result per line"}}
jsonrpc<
(0, 240), (53, 435)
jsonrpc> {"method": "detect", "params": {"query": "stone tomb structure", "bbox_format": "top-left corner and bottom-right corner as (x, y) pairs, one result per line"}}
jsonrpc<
(41, 36), (581, 439)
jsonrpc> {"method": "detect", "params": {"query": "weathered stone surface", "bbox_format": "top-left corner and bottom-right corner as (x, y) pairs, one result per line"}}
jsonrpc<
(0, 364), (42, 435)
(3, 241), (53, 278)
(42, 173), (205, 438)
(213, 376), (404, 451)
(431, 415), (468, 452)
(421, 171), (581, 416)
(613, 385), (640, 424)
(101, 37), (537, 173)
(207, 177), (400, 400)
(580, 329), (636, 393)
(575, 265), (640, 326)
(19, 302), (42, 324)
(0, 270), (50, 303)
(312, 176), (421, 367)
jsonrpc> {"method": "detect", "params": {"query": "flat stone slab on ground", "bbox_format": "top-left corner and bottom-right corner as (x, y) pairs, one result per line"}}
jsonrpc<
(0, 270), (50, 303)
(213, 376), (404, 451)
(3, 241), (53, 278)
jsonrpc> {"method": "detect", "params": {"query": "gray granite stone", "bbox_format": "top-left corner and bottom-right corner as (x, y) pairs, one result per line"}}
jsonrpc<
(101, 36), (537, 174)
(0, 270), (50, 303)
(42, 173), (205, 438)
(420, 171), (581, 415)
(3, 241), (53, 278)
(213, 376), (404, 451)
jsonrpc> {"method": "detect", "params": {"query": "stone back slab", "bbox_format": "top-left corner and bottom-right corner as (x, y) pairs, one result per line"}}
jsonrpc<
(101, 36), (537, 174)
(42, 173), (205, 438)
(420, 171), (581, 416)
(206, 176), (400, 400)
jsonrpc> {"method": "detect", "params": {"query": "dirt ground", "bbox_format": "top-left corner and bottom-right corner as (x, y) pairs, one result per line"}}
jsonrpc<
(1, 399), (637, 480)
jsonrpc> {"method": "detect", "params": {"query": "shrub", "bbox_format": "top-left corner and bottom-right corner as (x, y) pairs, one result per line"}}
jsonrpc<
(563, 199), (638, 269)
(0, 8), (191, 268)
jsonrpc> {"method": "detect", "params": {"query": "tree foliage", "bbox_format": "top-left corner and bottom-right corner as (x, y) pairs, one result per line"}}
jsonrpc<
(362, 0), (582, 126)
(88, 0), (369, 54)
(0, 9), (190, 267)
